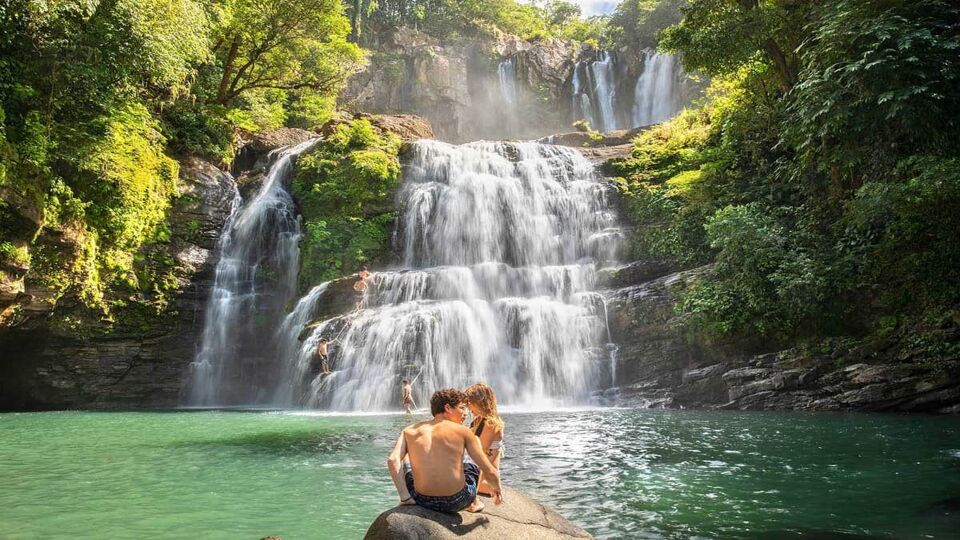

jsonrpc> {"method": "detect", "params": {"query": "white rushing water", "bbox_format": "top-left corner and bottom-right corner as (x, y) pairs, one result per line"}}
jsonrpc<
(188, 139), (318, 405)
(633, 51), (680, 127)
(498, 57), (519, 108)
(588, 51), (618, 132)
(571, 62), (597, 129)
(282, 141), (623, 410)
(572, 49), (686, 131)
(498, 57), (520, 136)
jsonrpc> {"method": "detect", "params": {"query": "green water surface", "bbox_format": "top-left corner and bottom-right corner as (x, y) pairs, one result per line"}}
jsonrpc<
(1, 409), (959, 539)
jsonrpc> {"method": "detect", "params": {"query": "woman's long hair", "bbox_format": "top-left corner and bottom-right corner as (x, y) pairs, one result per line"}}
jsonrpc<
(465, 383), (504, 432)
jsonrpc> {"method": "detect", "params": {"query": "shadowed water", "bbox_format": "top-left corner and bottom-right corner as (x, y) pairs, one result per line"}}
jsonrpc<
(2, 409), (959, 539)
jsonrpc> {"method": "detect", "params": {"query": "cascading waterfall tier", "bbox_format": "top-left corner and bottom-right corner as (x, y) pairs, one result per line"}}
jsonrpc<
(633, 51), (680, 127)
(281, 141), (623, 411)
(572, 48), (688, 131)
(498, 58), (520, 135)
(187, 139), (317, 406)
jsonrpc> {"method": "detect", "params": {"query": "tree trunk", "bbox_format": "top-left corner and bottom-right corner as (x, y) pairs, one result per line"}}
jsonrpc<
(350, 0), (362, 43)
(216, 34), (242, 105)
(763, 38), (795, 93)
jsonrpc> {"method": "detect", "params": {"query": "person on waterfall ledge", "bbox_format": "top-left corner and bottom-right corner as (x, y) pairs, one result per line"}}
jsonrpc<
(387, 388), (503, 513)
(465, 383), (504, 498)
(315, 338), (335, 374)
(353, 265), (371, 310)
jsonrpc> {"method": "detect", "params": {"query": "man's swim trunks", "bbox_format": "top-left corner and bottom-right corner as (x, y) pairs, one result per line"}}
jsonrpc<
(402, 458), (479, 513)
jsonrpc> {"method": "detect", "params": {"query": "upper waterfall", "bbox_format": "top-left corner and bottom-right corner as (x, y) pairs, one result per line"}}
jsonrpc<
(571, 48), (689, 132)
(279, 141), (623, 411)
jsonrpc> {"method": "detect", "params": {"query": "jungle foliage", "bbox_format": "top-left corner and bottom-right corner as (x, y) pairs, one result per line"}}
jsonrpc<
(615, 0), (960, 354)
(0, 0), (363, 321)
(346, 0), (609, 45)
(293, 119), (402, 289)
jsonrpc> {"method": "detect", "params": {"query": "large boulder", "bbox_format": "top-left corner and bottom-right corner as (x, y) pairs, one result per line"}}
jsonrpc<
(364, 487), (593, 540)
(320, 112), (435, 141)
(233, 127), (316, 175)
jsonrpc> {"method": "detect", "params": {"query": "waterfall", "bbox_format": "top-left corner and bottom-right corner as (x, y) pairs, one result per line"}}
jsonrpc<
(285, 141), (623, 411)
(572, 49), (689, 132)
(588, 51), (618, 132)
(498, 58), (518, 108)
(187, 139), (318, 406)
(571, 62), (596, 129)
(271, 282), (330, 405)
(498, 57), (519, 136)
(633, 51), (680, 127)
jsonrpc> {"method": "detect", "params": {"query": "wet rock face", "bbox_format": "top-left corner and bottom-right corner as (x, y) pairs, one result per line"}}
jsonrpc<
(364, 487), (593, 540)
(0, 157), (237, 410)
(603, 263), (960, 413)
(233, 127), (316, 175)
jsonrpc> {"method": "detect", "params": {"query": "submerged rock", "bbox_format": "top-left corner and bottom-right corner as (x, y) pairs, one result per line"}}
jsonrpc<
(363, 487), (592, 540)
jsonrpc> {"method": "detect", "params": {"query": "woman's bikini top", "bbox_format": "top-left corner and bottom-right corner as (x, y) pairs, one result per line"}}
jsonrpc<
(473, 418), (503, 452)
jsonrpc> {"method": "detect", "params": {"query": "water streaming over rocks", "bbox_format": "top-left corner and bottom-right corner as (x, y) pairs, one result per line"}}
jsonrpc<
(632, 51), (680, 127)
(588, 51), (618, 132)
(498, 58), (520, 136)
(282, 141), (624, 410)
(187, 139), (318, 406)
(572, 49), (687, 131)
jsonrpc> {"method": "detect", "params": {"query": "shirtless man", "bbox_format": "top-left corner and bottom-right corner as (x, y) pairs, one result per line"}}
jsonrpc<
(401, 379), (416, 414)
(387, 388), (503, 513)
(315, 338), (335, 374)
(353, 265), (371, 309)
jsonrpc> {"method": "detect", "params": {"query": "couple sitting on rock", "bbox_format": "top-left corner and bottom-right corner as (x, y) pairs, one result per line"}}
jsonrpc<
(387, 384), (505, 513)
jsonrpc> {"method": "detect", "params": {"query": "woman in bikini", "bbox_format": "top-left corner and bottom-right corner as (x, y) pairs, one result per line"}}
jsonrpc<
(464, 383), (504, 498)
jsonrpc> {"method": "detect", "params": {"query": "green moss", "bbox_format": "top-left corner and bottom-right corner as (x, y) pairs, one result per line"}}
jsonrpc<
(292, 119), (401, 289)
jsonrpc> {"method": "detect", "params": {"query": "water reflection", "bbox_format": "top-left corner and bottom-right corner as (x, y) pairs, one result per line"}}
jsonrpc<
(500, 410), (960, 539)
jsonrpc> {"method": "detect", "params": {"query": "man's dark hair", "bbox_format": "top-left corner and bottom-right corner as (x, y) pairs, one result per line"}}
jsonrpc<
(430, 388), (465, 416)
(402, 379), (409, 385)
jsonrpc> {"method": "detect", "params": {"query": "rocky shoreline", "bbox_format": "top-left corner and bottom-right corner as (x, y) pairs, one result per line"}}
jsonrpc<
(602, 265), (960, 414)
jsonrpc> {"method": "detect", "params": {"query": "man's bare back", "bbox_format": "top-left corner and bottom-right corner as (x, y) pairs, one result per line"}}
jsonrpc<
(403, 419), (474, 496)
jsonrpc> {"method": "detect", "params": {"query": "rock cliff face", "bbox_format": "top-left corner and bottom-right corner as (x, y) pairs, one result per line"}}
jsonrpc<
(601, 264), (960, 413)
(0, 158), (238, 410)
(340, 27), (578, 142)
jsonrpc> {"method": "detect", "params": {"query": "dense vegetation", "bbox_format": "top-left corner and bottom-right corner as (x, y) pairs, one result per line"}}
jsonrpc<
(0, 0), (362, 324)
(346, 0), (608, 45)
(293, 118), (401, 289)
(613, 0), (960, 359)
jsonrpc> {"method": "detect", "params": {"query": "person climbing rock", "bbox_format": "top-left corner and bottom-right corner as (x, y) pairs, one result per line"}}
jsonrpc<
(316, 338), (335, 374)
(401, 379), (416, 414)
(353, 265), (372, 310)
